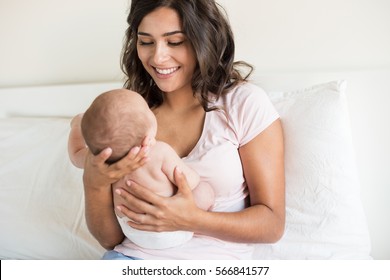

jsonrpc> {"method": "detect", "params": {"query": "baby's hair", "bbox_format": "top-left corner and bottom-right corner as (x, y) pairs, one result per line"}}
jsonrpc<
(81, 89), (151, 164)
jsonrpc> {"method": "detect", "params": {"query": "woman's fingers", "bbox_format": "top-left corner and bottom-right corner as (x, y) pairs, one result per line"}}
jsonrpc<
(128, 145), (149, 162)
(83, 148), (116, 186)
(117, 206), (154, 227)
(115, 194), (163, 231)
(111, 145), (149, 172)
(115, 180), (161, 215)
(94, 147), (113, 164)
(173, 167), (192, 195)
(115, 185), (155, 213)
(117, 201), (167, 232)
(127, 180), (163, 206)
(113, 167), (197, 233)
(87, 145), (149, 182)
(114, 180), (170, 229)
(126, 218), (161, 232)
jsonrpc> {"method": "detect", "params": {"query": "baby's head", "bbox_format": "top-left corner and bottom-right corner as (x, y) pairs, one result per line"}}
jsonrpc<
(81, 89), (157, 164)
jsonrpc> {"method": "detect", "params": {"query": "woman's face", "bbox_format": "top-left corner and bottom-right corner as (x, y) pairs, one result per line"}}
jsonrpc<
(136, 7), (197, 95)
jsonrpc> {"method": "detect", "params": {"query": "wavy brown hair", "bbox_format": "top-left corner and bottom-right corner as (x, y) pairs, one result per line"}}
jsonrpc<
(121, 0), (253, 111)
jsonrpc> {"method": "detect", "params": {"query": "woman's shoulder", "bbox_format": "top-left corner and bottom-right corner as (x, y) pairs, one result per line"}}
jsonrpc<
(217, 83), (279, 146)
(232, 81), (265, 92)
(218, 81), (270, 108)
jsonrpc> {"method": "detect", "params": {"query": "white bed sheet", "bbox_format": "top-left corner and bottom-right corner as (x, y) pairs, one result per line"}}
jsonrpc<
(0, 117), (104, 259)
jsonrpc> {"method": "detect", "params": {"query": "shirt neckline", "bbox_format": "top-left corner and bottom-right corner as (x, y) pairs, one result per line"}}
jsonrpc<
(182, 110), (210, 160)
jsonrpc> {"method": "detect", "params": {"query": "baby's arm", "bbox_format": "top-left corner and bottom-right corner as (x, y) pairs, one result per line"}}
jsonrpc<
(68, 113), (87, 168)
(160, 142), (199, 190)
(160, 142), (214, 210)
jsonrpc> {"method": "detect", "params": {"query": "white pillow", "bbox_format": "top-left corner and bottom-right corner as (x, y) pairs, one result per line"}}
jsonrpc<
(253, 80), (371, 259)
(0, 118), (105, 259)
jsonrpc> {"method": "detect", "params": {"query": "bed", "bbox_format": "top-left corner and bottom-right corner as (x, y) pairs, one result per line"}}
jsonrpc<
(1, 69), (384, 259)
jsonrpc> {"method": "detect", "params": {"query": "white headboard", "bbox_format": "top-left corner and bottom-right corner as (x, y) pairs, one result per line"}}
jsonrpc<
(0, 82), (121, 118)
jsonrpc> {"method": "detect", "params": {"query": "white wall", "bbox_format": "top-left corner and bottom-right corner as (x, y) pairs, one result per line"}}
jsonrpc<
(1, 0), (389, 85)
(219, 0), (390, 72)
(0, 0), (130, 87)
(1, 0), (389, 259)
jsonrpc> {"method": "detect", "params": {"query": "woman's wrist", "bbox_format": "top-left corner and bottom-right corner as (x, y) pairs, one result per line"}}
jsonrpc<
(184, 207), (211, 233)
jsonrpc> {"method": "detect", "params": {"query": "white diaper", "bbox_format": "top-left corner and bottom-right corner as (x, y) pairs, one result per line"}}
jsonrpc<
(117, 216), (193, 249)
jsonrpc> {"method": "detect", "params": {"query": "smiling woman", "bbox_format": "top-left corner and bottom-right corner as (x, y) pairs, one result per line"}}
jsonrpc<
(136, 9), (197, 97)
(1, 0), (388, 261)
(78, 0), (285, 260)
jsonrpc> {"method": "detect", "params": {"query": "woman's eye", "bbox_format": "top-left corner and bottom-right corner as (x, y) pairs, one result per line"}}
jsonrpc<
(139, 41), (153, 46)
(168, 41), (184, 46)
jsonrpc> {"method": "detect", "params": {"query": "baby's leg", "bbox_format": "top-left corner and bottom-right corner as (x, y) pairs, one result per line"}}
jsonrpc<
(192, 182), (215, 211)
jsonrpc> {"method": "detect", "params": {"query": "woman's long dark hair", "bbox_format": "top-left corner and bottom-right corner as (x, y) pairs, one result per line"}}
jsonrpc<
(121, 0), (253, 111)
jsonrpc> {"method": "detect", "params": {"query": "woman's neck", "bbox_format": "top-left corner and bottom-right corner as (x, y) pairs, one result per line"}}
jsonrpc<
(160, 87), (201, 114)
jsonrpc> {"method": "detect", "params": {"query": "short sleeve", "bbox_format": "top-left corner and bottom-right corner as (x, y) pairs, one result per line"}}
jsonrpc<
(226, 83), (279, 146)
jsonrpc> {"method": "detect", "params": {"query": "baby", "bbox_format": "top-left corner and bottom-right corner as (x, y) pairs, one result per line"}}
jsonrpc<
(68, 89), (214, 249)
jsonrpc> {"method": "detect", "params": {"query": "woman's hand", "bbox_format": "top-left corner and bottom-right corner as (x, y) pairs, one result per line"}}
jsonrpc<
(114, 167), (202, 232)
(82, 142), (150, 249)
(83, 145), (150, 190)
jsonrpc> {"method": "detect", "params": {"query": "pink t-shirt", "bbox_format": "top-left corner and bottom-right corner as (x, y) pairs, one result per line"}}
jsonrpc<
(115, 82), (280, 259)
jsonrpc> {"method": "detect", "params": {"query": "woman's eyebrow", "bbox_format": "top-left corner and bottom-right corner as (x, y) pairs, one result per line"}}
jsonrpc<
(137, 31), (184, 37)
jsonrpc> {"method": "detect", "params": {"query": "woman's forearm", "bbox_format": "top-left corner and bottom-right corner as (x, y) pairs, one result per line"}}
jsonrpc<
(117, 167), (284, 244)
(81, 146), (150, 250)
(84, 183), (124, 250)
(192, 204), (285, 243)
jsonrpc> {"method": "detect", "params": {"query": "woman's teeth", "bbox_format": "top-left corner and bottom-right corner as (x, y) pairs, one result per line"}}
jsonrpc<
(155, 67), (178, 75)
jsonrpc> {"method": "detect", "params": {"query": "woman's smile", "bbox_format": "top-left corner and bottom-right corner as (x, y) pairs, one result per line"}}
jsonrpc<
(154, 66), (180, 77)
(137, 7), (196, 94)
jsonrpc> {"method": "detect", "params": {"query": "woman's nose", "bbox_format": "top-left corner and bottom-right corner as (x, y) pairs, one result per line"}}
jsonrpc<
(152, 43), (170, 65)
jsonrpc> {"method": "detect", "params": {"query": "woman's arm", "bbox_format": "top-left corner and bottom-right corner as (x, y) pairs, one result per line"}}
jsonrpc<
(83, 145), (150, 249)
(116, 119), (285, 243)
(198, 119), (285, 242)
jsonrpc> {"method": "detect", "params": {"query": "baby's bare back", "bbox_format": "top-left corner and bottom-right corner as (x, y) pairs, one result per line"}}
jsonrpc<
(114, 141), (178, 198)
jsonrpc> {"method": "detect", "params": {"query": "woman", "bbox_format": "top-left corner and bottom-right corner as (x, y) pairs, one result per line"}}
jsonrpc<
(82, 0), (285, 259)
